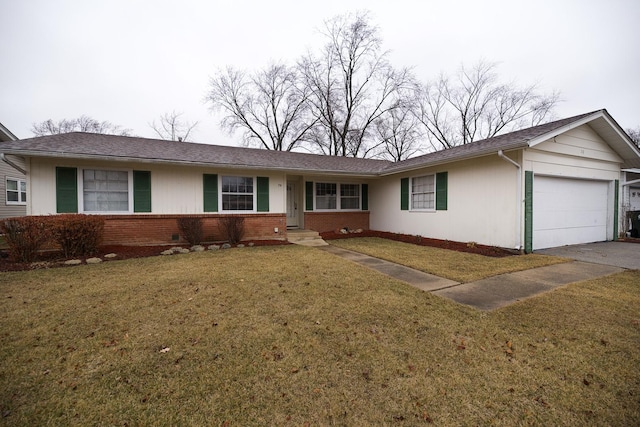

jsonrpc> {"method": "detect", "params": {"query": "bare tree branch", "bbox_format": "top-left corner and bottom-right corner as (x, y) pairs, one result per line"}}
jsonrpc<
(31, 115), (131, 136)
(206, 64), (316, 151)
(627, 127), (640, 147)
(414, 60), (560, 150)
(150, 111), (198, 142)
(299, 11), (413, 158)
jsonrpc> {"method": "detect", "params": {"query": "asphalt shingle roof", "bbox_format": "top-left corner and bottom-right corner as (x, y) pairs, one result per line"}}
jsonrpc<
(381, 111), (599, 174)
(3, 109), (634, 174)
(0, 132), (390, 175)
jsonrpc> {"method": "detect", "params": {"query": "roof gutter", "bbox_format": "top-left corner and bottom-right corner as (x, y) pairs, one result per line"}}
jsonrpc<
(0, 153), (27, 175)
(497, 150), (522, 251)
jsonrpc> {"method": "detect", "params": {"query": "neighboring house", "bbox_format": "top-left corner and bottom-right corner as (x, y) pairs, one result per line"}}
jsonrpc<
(0, 122), (27, 219)
(622, 168), (640, 235)
(0, 109), (638, 252)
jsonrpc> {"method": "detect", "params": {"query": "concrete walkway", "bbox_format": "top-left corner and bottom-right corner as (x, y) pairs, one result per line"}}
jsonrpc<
(319, 245), (625, 311)
(319, 245), (458, 291)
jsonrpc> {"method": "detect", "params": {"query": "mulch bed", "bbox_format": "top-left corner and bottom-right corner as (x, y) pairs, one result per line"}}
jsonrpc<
(0, 240), (289, 272)
(8, 229), (613, 272)
(320, 230), (518, 258)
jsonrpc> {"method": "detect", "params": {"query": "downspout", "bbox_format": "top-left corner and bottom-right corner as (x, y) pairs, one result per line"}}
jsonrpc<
(497, 150), (522, 251)
(0, 153), (27, 175)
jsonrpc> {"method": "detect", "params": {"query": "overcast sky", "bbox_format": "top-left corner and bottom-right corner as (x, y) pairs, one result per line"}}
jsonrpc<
(1, 0), (639, 145)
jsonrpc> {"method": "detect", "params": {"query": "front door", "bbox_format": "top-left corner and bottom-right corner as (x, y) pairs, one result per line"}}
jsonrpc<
(286, 181), (299, 228)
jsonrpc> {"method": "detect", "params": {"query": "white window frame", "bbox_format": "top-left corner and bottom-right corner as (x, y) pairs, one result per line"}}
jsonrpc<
(410, 174), (435, 211)
(314, 182), (361, 211)
(78, 168), (134, 214)
(220, 175), (256, 212)
(6, 177), (27, 205)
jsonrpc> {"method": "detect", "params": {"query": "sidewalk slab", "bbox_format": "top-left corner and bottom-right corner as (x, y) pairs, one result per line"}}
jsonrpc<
(319, 245), (458, 291)
(432, 261), (624, 311)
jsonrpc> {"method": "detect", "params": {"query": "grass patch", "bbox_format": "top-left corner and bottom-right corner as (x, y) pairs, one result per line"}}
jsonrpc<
(1, 245), (638, 425)
(329, 237), (569, 282)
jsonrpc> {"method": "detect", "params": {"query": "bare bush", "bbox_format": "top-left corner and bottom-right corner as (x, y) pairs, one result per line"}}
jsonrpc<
(218, 216), (245, 244)
(177, 217), (204, 245)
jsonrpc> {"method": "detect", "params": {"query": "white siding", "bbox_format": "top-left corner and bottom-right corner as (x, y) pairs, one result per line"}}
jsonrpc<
(524, 124), (621, 247)
(371, 155), (521, 249)
(525, 125), (621, 180)
(28, 158), (287, 215)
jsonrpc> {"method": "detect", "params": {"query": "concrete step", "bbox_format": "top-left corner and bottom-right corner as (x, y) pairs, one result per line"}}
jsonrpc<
(287, 230), (328, 246)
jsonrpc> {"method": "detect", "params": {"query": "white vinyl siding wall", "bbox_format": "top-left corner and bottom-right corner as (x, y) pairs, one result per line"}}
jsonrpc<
(27, 158), (286, 216)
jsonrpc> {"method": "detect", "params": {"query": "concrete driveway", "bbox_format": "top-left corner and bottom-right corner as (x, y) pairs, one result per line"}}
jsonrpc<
(535, 241), (639, 270)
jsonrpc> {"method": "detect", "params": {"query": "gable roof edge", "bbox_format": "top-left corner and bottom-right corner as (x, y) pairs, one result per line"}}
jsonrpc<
(526, 110), (606, 147)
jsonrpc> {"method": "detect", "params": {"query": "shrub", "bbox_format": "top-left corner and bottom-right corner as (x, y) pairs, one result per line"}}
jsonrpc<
(0, 217), (51, 263)
(177, 217), (204, 246)
(218, 216), (245, 244)
(51, 214), (104, 258)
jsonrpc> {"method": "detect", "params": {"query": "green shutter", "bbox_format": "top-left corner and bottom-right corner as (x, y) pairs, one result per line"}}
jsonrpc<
(56, 167), (78, 213)
(400, 178), (409, 210)
(305, 181), (314, 211)
(435, 172), (448, 211)
(361, 184), (369, 211)
(613, 179), (619, 241)
(133, 170), (151, 213)
(257, 176), (269, 212)
(203, 174), (218, 212)
(524, 171), (533, 253)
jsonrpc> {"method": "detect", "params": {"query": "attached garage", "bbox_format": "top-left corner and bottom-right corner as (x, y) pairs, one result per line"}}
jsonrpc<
(533, 176), (610, 250)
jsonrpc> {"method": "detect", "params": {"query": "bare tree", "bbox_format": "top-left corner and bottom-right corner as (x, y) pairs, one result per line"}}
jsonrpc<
(626, 127), (640, 147)
(299, 11), (413, 157)
(150, 111), (198, 142)
(375, 100), (424, 161)
(414, 60), (560, 150)
(31, 115), (131, 136)
(206, 64), (316, 151)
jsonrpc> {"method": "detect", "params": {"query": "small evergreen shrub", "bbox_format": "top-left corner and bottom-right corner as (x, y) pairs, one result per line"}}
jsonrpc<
(51, 214), (105, 258)
(218, 216), (245, 244)
(0, 217), (51, 263)
(177, 217), (204, 245)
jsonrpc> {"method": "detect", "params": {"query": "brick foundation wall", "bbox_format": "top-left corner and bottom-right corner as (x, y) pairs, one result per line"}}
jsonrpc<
(303, 211), (370, 233)
(102, 214), (286, 245)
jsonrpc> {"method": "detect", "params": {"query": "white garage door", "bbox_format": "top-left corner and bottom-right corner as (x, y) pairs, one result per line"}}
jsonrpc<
(533, 176), (609, 250)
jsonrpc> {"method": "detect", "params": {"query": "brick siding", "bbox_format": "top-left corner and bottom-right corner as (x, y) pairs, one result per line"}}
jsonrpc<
(303, 211), (370, 233)
(101, 214), (286, 245)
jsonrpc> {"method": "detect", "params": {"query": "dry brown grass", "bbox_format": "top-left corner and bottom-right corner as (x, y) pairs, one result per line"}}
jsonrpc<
(329, 237), (569, 282)
(0, 245), (638, 426)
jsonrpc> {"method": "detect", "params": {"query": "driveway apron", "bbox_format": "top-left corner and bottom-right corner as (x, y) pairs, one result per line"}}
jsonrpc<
(431, 261), (623, 311)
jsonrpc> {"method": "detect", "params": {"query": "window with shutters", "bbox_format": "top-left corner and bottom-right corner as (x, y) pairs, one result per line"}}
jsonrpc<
(404, 172), (447, 211)
(314, 182), (362, 210)
(6, 177), (26, 205)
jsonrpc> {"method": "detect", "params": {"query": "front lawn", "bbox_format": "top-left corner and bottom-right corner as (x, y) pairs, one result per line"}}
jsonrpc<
(1, 245), (638, 425)
(329, 237), (569, 282)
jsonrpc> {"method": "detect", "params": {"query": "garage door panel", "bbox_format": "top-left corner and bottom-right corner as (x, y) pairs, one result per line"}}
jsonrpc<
(533, 176), (609, 250)
(536, 209), (607, 229)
